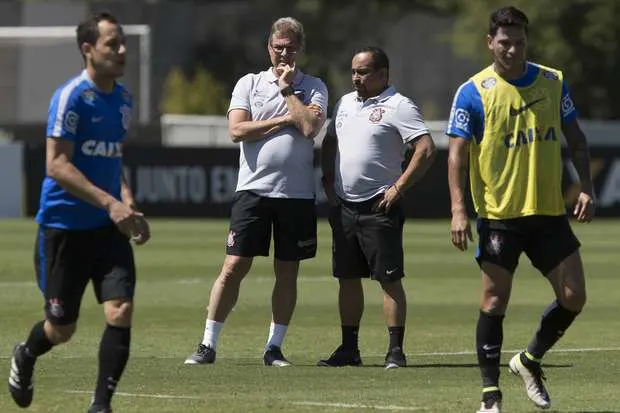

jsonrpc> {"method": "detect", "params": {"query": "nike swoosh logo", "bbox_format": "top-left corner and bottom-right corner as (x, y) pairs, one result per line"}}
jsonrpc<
(92, 116), (104, 123)
(386, 268), (399, 275)
(482, 344), (501, 351)
(509, 97), (545, 116)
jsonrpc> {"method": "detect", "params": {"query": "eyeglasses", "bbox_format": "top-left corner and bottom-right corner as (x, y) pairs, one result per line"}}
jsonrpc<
(270, 44), (299, 55)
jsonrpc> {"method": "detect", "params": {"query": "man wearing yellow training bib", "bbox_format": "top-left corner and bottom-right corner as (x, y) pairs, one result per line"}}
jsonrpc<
(446, 6), (595, 413)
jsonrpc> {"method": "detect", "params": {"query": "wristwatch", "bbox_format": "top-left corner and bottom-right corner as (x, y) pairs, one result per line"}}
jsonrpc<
(280, 85), (294, 97)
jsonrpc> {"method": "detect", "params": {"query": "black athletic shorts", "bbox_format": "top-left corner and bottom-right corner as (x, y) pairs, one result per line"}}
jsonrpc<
(475, 215), (581, 275)
(329, 195), (405, 283)
(226, 190), (317, 261)
(34, 224), (136, 325)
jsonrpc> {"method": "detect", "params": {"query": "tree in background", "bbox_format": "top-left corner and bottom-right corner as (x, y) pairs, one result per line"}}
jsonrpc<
(160, 66), (229, 115)
(448, 0), (620, 119)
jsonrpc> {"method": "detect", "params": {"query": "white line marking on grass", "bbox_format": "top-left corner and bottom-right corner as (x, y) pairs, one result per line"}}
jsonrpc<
(65, 390), (203, 400)
(292, 401), (424, 411)
(407, 347), (620, 357)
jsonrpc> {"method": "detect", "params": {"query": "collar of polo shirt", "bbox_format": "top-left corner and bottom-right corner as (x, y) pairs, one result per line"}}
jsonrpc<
(355, 85), (396, 103)
(267, 67), (305, 85)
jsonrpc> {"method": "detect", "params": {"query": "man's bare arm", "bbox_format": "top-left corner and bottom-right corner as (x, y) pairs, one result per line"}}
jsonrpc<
(562, 119), (594, 195)
(46, 137), (119, 211)
(228, 109), (292, 143)
(394, 134), (436, 192)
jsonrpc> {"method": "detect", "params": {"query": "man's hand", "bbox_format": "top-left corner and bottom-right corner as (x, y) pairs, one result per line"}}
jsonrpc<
(278, 63), (296, 89)
(450, 210), (473, 251)
(108, 201), (150, 245)
(130, 215), (151, 245)
(373, 185), (403, 213)
(573, 192), (596, 223)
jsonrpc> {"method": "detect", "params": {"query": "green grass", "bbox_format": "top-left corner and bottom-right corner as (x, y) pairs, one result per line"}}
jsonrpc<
(0, 218), (619, 412)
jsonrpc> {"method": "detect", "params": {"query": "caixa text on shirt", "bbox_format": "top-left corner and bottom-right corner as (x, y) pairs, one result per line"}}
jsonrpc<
(504, 126), (557, 149)
(81, 140), (123, 157)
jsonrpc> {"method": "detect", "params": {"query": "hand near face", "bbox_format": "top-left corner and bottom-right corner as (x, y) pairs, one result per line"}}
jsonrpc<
(278, 63), (296, 89)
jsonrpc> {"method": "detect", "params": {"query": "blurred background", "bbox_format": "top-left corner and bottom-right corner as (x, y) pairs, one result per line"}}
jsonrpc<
(1, 0), (619, 219)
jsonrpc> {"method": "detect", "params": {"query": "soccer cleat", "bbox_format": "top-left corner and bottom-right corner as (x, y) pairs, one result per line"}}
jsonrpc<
(263, 345), (292, 367)
(8, 343), (35, 408)
(384, 347), (407, 369)
(87, 404), (112, 413)
(184, 344), (216, 365)
(476, 390), (502, 413)
(509, 352), (551, 409)
(317, 345), (362, 367)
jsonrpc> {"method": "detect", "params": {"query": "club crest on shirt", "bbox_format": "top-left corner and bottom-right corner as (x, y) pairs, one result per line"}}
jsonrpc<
(369, 108), (385, 123)
(481, 77), (497, 89)
(82, 89), (96, 103)
(120, 105), (132, 131)
(227, 230), (236, 247)
(486, 232), (504, 256)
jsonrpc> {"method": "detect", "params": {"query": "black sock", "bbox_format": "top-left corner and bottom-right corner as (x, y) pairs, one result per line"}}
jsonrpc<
(341, 325), (359, 350)
(476, 311), (504, 388)
(94, 325), (131, 407)
(526, 300), (579, 360)
(388, 326), (405, 350)
(25, 320), (54, 357)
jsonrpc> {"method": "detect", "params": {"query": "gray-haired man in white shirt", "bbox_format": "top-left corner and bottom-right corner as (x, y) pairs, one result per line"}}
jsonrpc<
(319, 47), (436, 369)
(185, 17), (327, 367)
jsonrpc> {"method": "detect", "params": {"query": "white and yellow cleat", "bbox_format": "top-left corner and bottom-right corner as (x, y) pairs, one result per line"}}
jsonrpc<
(509, 352), (551, 409)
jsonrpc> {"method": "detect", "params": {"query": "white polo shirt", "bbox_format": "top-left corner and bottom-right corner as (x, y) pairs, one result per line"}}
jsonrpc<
(328, 86), (429, 202)
(228, 68), (328, 199)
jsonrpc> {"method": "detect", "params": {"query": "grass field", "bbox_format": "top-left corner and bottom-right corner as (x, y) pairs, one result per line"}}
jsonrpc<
(0, 218), (618, 413)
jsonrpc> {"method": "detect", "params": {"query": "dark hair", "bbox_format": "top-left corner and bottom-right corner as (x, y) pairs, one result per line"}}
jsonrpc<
(489, 6), (529, 36)
(76, 11), (119, 53)
(355, 46), (389, 72)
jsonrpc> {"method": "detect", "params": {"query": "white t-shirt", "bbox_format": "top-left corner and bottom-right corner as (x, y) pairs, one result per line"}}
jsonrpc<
(328, 86), (429, 202)
(228, 68), (328, 199)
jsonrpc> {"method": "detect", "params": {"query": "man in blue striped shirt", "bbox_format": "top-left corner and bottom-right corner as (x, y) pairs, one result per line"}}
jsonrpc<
(8, 11), (149, 413)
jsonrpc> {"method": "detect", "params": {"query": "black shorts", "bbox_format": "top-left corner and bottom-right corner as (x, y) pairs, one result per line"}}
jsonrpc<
(34, 224), (136, 325)
(475, 215), (581, 275)
(226, 191), (317, 261)
(329, 195), (405, 283)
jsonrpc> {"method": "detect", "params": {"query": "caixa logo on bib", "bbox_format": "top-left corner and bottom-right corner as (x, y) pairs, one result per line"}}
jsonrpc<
(81, 140), (123, 157)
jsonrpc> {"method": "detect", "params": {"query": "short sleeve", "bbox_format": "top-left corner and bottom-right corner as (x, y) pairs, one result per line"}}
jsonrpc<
(445, 80), (483, 141)
(228, 74), (253, 114)
(560, 80), (578, 124)
(46, 86), (82, 141)
(393, 97), (430, 143)
(309, 79), (328, 114)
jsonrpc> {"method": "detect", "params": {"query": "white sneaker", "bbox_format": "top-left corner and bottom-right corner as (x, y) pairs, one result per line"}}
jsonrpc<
(476, 400), (501, 413)
(509, 352), (551, 409)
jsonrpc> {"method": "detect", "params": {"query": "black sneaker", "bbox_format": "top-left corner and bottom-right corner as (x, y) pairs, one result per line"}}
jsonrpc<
(8, 343), (35, 408)
(88, 404), (112, 413)
(184, 344), (216, 365)
(384, 347), (407, 369)
(263, 345), (291, 367)
(317, 345), (362, 367)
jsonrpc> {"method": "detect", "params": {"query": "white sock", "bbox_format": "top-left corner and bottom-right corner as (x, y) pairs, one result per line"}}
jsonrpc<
(201, 319), (224, 349)
(265, 322), (288, 352)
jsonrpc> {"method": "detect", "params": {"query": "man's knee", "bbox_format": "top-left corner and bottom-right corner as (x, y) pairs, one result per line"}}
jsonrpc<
(44, 321), (76, 344)
(104, 299), (133, 327)
(219, 255), (253, 285)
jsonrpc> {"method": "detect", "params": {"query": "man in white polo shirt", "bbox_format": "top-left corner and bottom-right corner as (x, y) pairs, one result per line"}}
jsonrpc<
(318, 47), (436, 369)
(184, 17), (327, 367)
